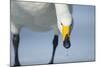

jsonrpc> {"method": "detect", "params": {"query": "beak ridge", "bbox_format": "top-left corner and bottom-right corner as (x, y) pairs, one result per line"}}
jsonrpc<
(62, 25), (70, 41)
(61, 24), (71, 49)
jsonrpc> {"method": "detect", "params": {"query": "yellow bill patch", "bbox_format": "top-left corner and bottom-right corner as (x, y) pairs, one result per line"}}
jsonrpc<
(62, 24), (71, 41)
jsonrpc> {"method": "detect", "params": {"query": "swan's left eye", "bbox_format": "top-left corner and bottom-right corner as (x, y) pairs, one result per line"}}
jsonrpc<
(61, 23), (63, 26)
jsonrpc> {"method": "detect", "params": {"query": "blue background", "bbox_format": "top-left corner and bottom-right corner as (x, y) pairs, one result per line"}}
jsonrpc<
(11, 4), (95, 66)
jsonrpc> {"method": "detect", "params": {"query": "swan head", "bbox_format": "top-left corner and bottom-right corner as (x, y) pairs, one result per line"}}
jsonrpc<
(58, 15), (72, 49)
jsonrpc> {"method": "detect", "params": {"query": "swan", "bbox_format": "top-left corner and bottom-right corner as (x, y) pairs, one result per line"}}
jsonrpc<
(11, 0), (73, 66)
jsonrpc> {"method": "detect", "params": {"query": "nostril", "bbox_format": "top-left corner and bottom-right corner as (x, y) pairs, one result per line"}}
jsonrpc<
(63, 36), (71, 49)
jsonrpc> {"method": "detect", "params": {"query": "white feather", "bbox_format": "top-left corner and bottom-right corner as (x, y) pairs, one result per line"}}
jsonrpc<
(11, 1), (72, 34)
(11, 1), (57, 32)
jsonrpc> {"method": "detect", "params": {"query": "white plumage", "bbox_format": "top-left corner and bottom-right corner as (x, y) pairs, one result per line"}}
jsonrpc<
(11, 1), (73, 66)
(11, 1), (72, 34)
(11, 1), (57, 33)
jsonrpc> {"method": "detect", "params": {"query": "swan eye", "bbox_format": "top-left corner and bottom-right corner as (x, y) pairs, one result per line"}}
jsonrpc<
(61, 23), (63, 26)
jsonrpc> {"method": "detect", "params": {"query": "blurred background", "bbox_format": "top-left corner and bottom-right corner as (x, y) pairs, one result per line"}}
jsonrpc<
(10, 4), (95, 66)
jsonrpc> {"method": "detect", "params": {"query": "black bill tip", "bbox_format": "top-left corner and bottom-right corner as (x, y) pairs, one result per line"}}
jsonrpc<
(63, 36), (71, 49)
